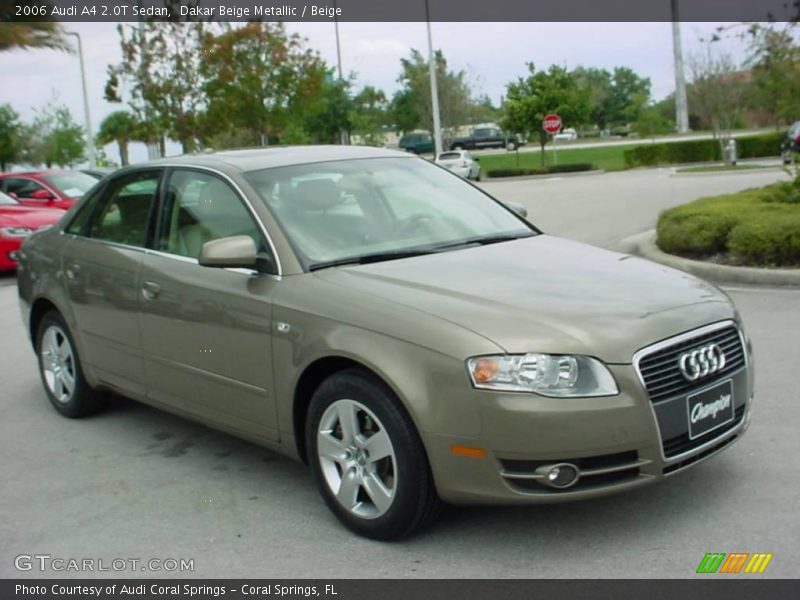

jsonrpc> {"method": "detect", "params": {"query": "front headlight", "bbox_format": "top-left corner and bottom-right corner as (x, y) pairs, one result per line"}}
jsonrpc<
(466, 353), (619, 397)
(0, 226), (34, 238)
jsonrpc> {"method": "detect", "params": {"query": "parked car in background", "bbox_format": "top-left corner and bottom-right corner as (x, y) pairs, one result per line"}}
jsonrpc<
(0, 190), (63, 271)
(81, 167), (116, 180)
(398, 132), (434, 154)
(436, 150), (480, 180)
(449, 127), (521, 151)
(554, 128), (578, 141)
(0, 170), (99, 210)
(781, 121), (800, 164)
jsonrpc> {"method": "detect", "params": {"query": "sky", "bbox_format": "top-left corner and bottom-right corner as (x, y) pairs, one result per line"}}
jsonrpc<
(0, 21), (750, 166)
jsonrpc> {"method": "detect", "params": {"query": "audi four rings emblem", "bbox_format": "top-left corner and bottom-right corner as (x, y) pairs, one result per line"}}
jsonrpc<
(678, 343), (727, 381)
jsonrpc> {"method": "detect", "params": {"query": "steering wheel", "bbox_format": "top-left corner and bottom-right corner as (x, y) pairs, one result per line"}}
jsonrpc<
(395, 214), (435, 238)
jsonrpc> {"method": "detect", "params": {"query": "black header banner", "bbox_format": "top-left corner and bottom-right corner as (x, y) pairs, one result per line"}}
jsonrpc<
(3, 0), (799, 23)
(4, 579), (800, 600)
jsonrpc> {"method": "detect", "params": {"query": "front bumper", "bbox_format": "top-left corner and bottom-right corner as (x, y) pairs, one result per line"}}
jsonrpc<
(424, 356), (752, 505)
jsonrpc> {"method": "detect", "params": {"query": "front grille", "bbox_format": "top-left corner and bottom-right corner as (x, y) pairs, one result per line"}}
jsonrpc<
(662, 405), (745, 458)
(637, 324), (745, 403)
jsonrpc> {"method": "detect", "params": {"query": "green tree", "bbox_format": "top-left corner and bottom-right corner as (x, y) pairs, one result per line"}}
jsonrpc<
(501, 63), (590, 165)
(688, 46), (747, 151)
(200, 22), (326, 146)
(743, 23), (800, 125)
(106, 22), (207, 154)
(0, 2), (71, 52)
(395, 49), (475, 143)
(608, 67), (652, 127)
(389, 89), (421, 134)
(572, 66), (613, 130)
(0, 103), (22, 170)
(96, 110), (139, 166)
(350, 85), (390, 145)
(25, 101), (85, 168)
(303, 74), (355, 144)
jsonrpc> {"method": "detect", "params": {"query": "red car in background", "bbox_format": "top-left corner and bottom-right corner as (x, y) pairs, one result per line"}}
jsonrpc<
(0, 170), (99, 210)
(0, 190), (65, 271)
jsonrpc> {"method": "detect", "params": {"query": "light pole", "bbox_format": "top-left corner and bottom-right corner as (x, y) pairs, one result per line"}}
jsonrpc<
(67, 31), (96, 168)
(425, 0), (443, 158)
(671, 0), (690, 133)
(333, 0), (349, 145)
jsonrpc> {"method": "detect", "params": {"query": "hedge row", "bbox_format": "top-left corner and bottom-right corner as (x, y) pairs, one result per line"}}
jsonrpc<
(624, 132), (785, 167)
(656, 181), (800, 267)
(486, 163), (596, 178)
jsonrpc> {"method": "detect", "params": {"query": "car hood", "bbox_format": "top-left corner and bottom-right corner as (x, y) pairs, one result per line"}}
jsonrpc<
(314, 235), (735, 363)
(0, 205), (64, 228)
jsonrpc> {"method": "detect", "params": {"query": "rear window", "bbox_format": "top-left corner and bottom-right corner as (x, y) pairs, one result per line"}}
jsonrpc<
(438, 153), (461, 160)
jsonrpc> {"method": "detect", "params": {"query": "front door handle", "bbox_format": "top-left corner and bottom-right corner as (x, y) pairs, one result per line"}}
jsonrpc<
(142, 281), (161, 300)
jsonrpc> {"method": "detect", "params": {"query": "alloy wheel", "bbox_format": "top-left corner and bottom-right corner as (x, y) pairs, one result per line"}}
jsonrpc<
(40, 325), (76, 404)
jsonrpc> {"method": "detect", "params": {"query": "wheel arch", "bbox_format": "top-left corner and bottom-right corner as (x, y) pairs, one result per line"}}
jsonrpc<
(29, 297), (62, 350)
(292, 354), (418, 464)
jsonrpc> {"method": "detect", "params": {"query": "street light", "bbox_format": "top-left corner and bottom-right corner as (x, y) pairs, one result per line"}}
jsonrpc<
(671, 0), (690, 133)
(425, 0), (443, 158)
(67, 31), (96, 168)
(333, 0), (349, 145)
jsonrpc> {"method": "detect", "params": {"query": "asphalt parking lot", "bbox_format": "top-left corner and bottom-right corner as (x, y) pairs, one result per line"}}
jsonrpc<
(1, 167), (797, 578)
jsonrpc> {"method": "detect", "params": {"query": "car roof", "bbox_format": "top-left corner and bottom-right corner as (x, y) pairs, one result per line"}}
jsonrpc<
(137, 145), (412, 174)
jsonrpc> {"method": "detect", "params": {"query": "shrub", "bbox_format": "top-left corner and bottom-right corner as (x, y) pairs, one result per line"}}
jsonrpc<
(486, 163), (595, 178)
(656, 183), (800, 267)
(624, 131), (785, 168)
(728, 213), (800, 266)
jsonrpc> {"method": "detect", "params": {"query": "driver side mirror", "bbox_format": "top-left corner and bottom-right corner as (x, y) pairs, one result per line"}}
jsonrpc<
(199, 235), (259, 269)
(30, 189), (56, 201)
(502, 200), (528, 219)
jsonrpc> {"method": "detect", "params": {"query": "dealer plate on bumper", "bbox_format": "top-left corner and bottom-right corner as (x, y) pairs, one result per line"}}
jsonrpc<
(687, 379), (734, 440)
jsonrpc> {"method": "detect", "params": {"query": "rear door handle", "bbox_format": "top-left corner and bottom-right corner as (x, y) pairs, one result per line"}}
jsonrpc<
(142, 281), (161, 300)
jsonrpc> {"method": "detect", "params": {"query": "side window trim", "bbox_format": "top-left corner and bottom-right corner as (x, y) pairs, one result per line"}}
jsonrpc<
(64, 180), (109, 236)
(83, 169), (164, 248)
(156, 167), (278, 274)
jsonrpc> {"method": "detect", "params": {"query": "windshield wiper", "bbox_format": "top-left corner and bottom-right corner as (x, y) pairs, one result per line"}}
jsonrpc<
(308, 232), (536, 271)
(309, 248), (438, 271)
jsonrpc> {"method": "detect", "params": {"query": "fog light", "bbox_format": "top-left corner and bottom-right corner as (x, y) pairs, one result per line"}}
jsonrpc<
(542, 463), (580, 489)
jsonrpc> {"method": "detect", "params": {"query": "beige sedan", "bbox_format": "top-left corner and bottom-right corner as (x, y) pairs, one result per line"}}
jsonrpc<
(17, 146), (753, 539)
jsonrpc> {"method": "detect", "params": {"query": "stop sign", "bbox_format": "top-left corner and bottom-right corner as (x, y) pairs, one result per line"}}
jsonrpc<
(543, 114), (562, 134)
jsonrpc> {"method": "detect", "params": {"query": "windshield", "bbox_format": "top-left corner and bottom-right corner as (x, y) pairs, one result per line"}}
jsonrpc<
(245, 157), (535, 270)
(0, 191), (18, 205)
(42, 172), (98, 198)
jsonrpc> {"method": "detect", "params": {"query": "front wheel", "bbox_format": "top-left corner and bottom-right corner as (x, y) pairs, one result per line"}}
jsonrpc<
(306, 369), (440, 540)
(36, 311), (106, 418)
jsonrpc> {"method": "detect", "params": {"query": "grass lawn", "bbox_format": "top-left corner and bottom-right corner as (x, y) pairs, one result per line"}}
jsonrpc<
(675, 163), (777, 174)
(478, 143), (636, 173)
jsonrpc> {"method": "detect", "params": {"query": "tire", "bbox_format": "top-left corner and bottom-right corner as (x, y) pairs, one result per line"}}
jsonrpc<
(36, 310), (106, 418)
(507, 141), (517, 151)
(306, 369), (441, 540)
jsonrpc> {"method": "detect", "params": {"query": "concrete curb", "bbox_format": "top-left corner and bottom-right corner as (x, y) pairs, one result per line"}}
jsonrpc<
(483, 169), (606, 182)
(670, 166), (786, 177)
(618, 230), (800, 287)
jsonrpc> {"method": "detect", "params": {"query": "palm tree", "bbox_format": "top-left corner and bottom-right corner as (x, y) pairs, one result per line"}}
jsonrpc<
(0, 5), (72, 52)
(97, 111), (139, 166)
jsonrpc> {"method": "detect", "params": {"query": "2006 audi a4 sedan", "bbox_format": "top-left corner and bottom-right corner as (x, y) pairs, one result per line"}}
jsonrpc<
(17, 146), (753, 539)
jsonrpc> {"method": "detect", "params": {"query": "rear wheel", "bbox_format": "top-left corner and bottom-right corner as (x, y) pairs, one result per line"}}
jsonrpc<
(36, 311), (106, 418)
(306, 369), (440, 540)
